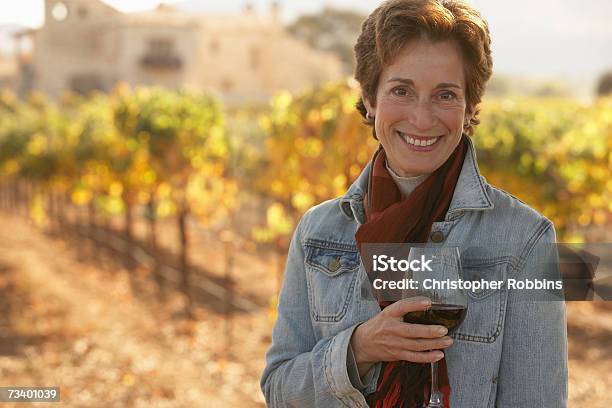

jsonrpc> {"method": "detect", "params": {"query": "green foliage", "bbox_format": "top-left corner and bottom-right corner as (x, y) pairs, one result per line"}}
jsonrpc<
(0, 86), (235, 226)
(254, 80), (378, 241)
(287, 7), (366, 74)
(473, 97), (611, 238)
(132, 87), (226, 186)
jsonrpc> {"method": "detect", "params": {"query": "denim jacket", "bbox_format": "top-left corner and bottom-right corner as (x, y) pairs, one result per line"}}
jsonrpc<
(261, 136), (568, 407)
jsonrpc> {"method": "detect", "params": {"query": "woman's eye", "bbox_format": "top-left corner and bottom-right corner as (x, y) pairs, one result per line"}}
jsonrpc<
(392, 88), (408, 97)
(438, 91), (457, 101)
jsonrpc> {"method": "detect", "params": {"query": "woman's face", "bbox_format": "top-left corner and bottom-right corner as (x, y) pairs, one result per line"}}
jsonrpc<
(363, 38), (470, 177)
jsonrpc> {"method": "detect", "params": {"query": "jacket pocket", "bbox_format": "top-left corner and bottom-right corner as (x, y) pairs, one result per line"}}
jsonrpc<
(454, 257), (509, 343)
(304, 239), (360, 322)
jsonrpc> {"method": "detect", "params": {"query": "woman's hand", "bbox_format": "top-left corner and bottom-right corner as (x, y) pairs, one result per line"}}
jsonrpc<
(350, 297), (453, 378)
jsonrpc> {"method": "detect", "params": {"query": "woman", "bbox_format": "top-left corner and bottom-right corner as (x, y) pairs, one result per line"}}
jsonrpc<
(261, 0), (568, 407)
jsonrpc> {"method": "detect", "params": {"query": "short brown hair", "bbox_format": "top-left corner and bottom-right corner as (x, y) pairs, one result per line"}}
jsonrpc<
(354, 0), (493, 137)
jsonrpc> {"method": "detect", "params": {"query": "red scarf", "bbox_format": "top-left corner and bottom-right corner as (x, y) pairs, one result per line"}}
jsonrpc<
(355, 135), (468, 408)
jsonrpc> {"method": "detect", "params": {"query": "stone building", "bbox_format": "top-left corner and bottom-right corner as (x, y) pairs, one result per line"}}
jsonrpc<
(17, 0), (344, 102)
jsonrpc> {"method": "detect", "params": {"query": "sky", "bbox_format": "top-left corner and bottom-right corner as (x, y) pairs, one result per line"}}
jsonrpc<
(0, 0), (180, 26)
(1, 0), (611, 83)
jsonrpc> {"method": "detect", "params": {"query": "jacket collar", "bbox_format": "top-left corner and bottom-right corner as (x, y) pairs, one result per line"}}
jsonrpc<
(339, 135), (494, 224)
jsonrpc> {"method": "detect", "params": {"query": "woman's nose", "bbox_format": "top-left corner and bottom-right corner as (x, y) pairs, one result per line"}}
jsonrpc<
(409, 100), (437, 131)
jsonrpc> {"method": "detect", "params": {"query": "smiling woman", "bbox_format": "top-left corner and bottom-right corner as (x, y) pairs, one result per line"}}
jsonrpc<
(261, 1), (568, 407)
(362, 39), (469, 177)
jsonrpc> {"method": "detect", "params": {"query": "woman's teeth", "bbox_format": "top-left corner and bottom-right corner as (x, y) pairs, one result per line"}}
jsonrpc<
(398, 131), (439, 146)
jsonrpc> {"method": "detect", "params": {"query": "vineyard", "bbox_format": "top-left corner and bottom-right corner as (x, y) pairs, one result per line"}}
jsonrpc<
(0, 81), (611, 406)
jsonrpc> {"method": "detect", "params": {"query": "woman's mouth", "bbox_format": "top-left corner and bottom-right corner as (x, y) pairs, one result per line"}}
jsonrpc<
(396, 131), (441, 151)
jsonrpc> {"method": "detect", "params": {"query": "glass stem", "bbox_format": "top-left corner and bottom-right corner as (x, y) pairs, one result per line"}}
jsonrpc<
(428, 361), (444, 407)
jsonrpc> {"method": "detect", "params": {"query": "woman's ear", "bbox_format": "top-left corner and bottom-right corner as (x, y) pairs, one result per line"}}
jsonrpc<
(362, 94), (376, 119)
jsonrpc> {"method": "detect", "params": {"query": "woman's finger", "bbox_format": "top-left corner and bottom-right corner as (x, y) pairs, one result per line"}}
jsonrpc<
(399, 336), (454, 352)
(398, 350), (445, 364)
(399, 322), (448, 338)
(383, 297), (431, 318)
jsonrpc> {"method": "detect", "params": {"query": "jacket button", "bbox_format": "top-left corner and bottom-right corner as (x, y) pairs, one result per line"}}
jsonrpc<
(328, 257), (341, 272)
(430, 231), (445, 243)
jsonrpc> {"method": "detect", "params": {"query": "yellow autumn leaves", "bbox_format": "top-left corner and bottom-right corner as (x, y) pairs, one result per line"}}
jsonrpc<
(0, 82), (610, 243)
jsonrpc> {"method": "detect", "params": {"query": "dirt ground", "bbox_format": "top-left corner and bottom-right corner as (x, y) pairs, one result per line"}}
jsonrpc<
(0, 211), (610, 407)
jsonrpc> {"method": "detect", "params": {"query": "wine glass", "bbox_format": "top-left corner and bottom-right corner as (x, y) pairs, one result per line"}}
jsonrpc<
(402, 246), (467, 408)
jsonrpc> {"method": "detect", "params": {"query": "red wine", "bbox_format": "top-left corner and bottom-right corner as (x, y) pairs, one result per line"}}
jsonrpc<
(403, 304), (467, 330)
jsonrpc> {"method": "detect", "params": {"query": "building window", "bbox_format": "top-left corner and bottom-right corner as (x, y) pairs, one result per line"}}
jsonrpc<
(140, 38), (182, 70)
(150, 38), (173, 56)
(51, 2), (69, 22)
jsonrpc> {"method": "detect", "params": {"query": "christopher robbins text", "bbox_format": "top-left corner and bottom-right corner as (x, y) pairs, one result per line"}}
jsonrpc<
(372, 278), (563, 291)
